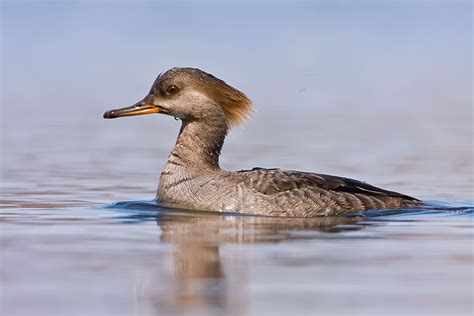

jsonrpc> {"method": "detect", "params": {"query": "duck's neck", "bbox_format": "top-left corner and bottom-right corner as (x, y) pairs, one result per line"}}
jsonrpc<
(161, 118), (228, 178)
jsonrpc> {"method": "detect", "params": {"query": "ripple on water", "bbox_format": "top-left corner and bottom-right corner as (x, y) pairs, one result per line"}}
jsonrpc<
(102, 198), (474, 223)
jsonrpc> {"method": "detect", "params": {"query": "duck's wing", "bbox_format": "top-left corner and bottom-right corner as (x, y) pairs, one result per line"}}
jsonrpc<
(237, 168), (419, 201)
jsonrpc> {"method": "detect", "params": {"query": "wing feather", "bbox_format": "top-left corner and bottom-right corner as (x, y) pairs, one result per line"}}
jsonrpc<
(237, 168), (419, 201)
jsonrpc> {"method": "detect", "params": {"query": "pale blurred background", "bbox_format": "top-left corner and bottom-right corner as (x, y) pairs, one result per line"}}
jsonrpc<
(2, 1), (472, 201)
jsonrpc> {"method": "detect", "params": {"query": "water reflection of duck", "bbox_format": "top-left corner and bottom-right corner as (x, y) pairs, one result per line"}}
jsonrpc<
(104, 68), (423, 217)
(153, 213), (365, 314)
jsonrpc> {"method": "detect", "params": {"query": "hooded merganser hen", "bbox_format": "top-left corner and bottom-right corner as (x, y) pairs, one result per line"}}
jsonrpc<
(104, 67), (423, 217)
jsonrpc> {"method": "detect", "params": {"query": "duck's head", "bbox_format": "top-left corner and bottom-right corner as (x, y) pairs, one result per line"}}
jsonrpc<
(103, 67), (253, 128)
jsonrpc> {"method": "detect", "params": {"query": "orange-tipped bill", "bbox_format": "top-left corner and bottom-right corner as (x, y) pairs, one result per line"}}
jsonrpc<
(103, 101), (161, 119)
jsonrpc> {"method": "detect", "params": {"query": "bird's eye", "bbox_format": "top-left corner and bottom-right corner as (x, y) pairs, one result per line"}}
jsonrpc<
(167, 85), (179, 95)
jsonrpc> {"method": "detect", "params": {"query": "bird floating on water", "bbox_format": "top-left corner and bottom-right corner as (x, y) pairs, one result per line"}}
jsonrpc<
(104, 67), (423, 217)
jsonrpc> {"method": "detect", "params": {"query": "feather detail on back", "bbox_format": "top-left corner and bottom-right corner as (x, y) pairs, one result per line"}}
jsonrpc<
(237, 167), (422, 208)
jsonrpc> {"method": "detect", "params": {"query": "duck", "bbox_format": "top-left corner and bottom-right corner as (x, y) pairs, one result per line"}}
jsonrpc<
(103, 67), (423, 217)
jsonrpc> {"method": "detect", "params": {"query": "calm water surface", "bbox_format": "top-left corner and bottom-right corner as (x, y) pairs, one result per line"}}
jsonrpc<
(1, 105), (473, 316)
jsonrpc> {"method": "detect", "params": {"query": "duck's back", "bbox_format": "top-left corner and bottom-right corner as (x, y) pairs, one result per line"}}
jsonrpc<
(230, 168), (423, 217)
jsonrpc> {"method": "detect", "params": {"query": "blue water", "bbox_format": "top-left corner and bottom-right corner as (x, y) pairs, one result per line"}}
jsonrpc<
(3, 198), (472, 316)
